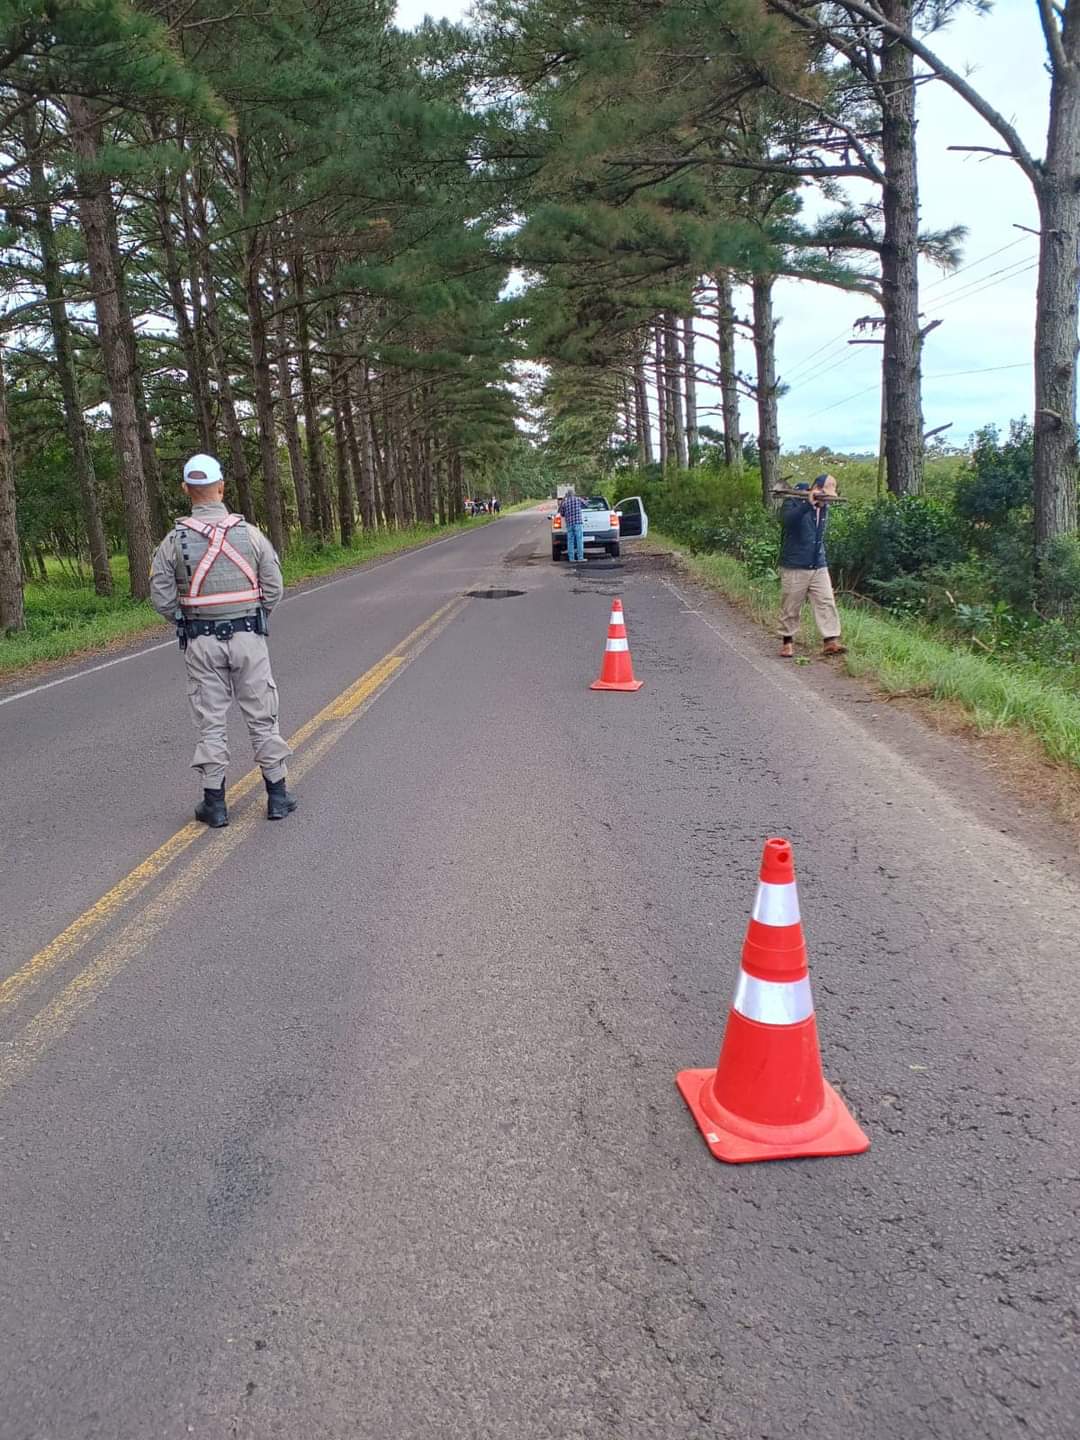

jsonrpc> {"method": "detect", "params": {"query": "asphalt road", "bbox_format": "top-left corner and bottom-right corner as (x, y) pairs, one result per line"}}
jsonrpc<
(2, 512), (1078, 1440)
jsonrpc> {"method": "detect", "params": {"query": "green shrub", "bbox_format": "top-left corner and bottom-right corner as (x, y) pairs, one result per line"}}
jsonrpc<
(827, 496), (967, 593)
(986, 511), (1037, 609)
(1038, 533), (1080, 617)
(953, 420), (1033, 525)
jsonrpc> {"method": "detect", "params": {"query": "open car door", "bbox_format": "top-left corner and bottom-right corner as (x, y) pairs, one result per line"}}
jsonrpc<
(613, 495), (648, 539)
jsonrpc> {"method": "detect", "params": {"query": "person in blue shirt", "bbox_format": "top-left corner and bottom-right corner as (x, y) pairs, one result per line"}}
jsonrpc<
(559, 487), (586, 563)
(778, 473), (846, 659)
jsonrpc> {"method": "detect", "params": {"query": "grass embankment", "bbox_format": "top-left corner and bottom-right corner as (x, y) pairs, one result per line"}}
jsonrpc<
(1, 517), (491, 679)
(656, 536), (1080, 773)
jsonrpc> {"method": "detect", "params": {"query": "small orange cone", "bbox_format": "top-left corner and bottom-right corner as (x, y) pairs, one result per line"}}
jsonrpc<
(676, 838), (869, 1163)
(590, 598), (643, 692)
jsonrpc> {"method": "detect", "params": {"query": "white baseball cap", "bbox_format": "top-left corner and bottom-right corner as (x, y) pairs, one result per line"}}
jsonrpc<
(183, 454), (223, 486)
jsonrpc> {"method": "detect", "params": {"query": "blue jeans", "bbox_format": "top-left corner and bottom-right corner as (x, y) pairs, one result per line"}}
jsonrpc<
(567, 522), (585, 562)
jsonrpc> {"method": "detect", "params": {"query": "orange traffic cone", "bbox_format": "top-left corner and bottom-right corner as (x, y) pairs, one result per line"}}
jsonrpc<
(590, 598), (643, 692)
(676, 838), (869, 1163)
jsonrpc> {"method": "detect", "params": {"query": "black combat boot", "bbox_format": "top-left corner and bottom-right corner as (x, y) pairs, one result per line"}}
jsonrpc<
(265, 776), (298, 820)
(195, 784), (228, 828)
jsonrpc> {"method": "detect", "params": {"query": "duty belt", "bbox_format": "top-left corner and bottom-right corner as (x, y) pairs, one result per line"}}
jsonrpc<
(182, 613), (264, 641)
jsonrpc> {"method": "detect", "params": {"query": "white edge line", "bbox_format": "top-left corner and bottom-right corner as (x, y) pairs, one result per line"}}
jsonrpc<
(0, 521), (500, 710)
(0, 640), (176, 708)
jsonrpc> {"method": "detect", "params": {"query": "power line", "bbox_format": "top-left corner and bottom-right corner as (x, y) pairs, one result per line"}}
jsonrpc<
(921, 236), (1029, 294)
(813, 361), (1032, 417)
(789, 261), (1036, 395)
(815, 380), (881, 416)
(785, 345), (866, 394)
(925, 262), (1038, 314)
(927, 362), (1032, 380)
(781, 327), (856, 383)
(777, 240), (1037, 397)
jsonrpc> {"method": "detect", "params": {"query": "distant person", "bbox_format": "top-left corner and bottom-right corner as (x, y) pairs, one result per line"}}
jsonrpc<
(492, 496), (501, 514)
(559, 486), (586, 563)
(149, 454), (298, 826)
(778, 473), (846, 659)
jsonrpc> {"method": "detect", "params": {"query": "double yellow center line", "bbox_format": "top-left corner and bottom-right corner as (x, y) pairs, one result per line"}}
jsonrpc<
(0, 593), (469, 1100)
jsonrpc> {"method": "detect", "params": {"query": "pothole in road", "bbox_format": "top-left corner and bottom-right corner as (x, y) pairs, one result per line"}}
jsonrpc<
(466, 588), (525, 600)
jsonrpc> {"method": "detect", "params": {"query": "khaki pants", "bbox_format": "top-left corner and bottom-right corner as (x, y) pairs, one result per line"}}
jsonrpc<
(779, 566), (841, 641)
(184, 629), (291, 789)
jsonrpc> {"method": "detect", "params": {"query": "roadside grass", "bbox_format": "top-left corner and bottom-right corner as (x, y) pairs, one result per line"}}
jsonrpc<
(503, 497), (550, 513)
(653, 534), (1080, 772)
(0, 517), (491, 679)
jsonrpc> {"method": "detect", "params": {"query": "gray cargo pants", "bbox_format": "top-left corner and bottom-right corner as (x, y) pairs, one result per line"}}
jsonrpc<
(184, 629), (291, 789)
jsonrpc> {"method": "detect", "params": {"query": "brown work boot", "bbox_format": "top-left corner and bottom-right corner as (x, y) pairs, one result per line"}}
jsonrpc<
(779, 639), (795, 658)
(823, 638), (847, 656)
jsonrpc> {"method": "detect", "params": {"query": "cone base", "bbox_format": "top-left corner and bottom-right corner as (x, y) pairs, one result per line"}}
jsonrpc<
(590, 678), (644, 691)
(676, 1067), (870, 1164)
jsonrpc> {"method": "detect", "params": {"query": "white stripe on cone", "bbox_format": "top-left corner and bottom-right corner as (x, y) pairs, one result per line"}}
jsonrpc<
(606, 637), (629, 652)
(732, 971), (814, 1025)
(751, 880), (801, 927)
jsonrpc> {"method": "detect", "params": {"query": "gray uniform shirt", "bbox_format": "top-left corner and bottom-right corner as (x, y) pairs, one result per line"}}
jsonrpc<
(149, 502), (284, 621)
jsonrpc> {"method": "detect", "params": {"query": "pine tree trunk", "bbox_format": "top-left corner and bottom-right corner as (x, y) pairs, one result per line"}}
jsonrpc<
(622, 374), (635, 460)
(176, 165), (216, 450)
(716, 271), (743, 472)
(450, 451), (464, 520)
(654, 324), (668, 471)
(0, 347), (23, 633)
(270, 254), (312, 536)
(291, 254), (332, 539)
(24, 110), (111, 596)
(665, 313), (688, 468)
(383, 394), (405, 526)
(332, 397), (354, 545)
(149, 129), (213, 456)
(245, 252), (286, 553)
(407, 390), (432, 523)
(66, 94), (153, 599)
(102, 187), (163, 533)
(191, 183), (253, 517)
(326, 343), (354, 545)
(401, 423), (416, 524)
(367, 387), (389, 524)
(752, 276), (781, 505)
(420, 428), (436, 524)
(880, 0), (924, 498)
(436, 454), (447, 525)
(1033, 11), (1080, 552)
(351, 359), (377, 530)
(321, 283), (355, 544)
(234, 144), (284, 554)
(682, 313), (698, 461)
(406, 388), (428, 523)
(155, 182), (214, 453)
(634, 337), (653, 465)
(401, 416), (418, 525)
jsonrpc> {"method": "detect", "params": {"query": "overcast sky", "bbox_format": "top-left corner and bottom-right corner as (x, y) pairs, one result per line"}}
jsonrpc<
(395, 0), (1053, 454)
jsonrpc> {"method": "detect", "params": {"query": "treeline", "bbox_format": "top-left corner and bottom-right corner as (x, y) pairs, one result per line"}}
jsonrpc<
(0, 0), (520, 632)
(496, 0), (1078, 596)
(0, 0), (1077, 637)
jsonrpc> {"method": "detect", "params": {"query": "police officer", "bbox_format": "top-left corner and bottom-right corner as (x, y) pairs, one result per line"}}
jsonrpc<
(150, 454), (297, 826)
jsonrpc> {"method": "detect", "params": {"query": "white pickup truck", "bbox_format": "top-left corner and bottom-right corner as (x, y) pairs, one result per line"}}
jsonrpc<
(551, 494), (649, 561)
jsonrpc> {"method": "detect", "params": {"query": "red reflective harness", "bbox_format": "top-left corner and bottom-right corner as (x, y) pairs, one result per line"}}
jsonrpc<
(177, 514), (261, 609)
